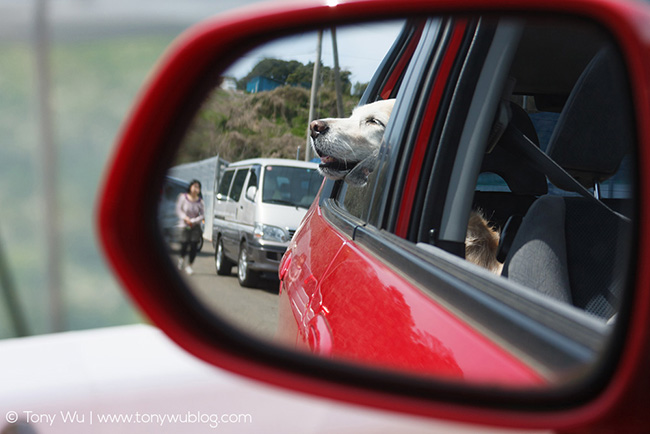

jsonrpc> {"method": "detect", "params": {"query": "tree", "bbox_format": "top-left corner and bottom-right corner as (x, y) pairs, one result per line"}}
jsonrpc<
(352, 82), (369, 98)
(238, 58), (353, 94)
(237, 58), (303, 90)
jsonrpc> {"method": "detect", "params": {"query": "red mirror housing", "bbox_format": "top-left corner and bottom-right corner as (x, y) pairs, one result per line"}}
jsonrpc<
(99, 0), (650, 432)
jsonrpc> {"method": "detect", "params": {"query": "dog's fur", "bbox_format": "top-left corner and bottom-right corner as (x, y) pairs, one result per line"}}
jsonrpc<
(465, 211), (502, 274)
(310, 99), (502, 274)
(310, 99), (394, 186)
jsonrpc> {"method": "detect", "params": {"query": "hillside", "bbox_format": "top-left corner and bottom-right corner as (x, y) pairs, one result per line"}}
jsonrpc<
(176, 85), (360, 164)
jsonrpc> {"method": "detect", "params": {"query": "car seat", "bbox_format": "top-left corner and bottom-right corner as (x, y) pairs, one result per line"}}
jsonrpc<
(474, 101), (548, 229)
(501, 46), (634, 320)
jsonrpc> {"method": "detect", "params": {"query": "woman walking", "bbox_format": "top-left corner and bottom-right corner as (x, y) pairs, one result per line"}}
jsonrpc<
(175, 179), (204, 275)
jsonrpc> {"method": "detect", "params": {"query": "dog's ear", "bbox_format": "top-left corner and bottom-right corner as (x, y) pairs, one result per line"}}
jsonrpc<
(345, 154), (378, 187)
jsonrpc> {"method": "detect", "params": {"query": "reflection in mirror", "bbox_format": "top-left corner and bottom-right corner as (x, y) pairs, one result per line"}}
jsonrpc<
(158, 16), (636, 390)
(159, 21), (404, 340)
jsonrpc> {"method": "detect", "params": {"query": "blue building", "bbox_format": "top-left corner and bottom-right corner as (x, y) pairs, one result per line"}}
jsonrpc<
(246, 76), (284, 93)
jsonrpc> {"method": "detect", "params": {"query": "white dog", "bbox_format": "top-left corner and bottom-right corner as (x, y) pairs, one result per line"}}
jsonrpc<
(310, 99), (394, 186)
(309, 99), (502, 274)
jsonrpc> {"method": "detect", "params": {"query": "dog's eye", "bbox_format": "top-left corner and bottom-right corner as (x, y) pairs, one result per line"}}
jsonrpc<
(366, 118), (385, 127)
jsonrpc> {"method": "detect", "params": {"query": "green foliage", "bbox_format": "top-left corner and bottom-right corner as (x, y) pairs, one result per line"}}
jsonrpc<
(237, 58), (354, 95)
(353, 82), (369, 98)
(237, 58), (303, 90)
(175, 57), (368, 164)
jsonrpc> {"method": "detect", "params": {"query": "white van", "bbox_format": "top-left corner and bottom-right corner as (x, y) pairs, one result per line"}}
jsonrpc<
(212, 158), (321, 287)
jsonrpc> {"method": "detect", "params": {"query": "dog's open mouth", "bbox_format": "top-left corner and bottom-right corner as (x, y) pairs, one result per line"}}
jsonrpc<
(317, 152), (358, 172)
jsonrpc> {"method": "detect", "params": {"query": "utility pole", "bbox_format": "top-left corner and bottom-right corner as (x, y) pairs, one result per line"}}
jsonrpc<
(35, 0), (64, 333)
(305, 29), (323, 161)
(331, 27), (344, 118)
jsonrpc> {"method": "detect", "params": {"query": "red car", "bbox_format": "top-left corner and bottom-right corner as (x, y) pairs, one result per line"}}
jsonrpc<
(100, 0), (650, 432)
(276, 14), (634, 386)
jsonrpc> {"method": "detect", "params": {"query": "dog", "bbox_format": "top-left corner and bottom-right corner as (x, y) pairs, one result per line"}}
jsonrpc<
(310, 99), (502, 274)
(310, 99), (394, 186)
(465, 211), (503, 274)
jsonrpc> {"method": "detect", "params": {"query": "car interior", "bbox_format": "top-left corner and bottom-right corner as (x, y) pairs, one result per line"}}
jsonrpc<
(472, 21), (635, 322)
(335, 17), (635, 325)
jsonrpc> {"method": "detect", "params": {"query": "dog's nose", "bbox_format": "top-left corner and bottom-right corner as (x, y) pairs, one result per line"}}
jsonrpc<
(310, 120), (328, 139)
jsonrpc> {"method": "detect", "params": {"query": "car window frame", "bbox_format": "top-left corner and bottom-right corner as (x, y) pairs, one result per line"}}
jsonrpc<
(326, 18), (429, 223)
(437, 19), (523, 247)
(216, 168), (235, 201)
(413, 17), (498, 249)
(229, 167), (249, 202)
(367, 17), (450, 229)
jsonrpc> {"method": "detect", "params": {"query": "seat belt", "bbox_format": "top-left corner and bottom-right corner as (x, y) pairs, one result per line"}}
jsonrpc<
(499, 123), (630, 222)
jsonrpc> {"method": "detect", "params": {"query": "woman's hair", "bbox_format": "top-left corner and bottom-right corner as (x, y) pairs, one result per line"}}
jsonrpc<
(187, 179), (201, 193)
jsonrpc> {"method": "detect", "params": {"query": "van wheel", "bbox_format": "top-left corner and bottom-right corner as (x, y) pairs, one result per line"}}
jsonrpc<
(215, 238), (232, 276)
(238, 242), (259, 288)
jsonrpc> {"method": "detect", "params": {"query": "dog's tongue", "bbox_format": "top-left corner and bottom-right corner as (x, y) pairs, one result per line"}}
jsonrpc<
(320, 156), (336, 164)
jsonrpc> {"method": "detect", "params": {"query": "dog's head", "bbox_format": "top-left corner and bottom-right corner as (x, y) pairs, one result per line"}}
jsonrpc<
(310, 99), (395, 186)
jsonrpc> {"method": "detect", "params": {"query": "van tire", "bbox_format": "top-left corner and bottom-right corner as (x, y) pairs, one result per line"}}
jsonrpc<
(238, 241), (259, 288)
(215, 238), (233, 276)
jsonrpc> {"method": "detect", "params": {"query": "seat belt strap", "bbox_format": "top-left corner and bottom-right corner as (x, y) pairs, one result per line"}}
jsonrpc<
(500, 124), (630, 222)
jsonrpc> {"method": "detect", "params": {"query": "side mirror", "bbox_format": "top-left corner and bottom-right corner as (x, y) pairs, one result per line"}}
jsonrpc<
(245, 186), (257, 201)
(99, 1), (650, 432)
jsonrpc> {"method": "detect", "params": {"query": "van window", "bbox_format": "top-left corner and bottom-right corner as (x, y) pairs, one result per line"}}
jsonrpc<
(248, 165), (261, 190)
(217, 169), (234, 200)
(262, 166), (321, 209)
(230, 169), (249, 201)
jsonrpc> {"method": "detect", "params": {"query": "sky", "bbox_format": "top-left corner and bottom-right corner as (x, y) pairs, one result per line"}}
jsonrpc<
(0, 0), (256, 41)
(0, 0), (403, 84)
(225, 20), (405, 85)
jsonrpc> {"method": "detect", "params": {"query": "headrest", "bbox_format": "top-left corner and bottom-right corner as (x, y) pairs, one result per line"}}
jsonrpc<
(481, 102), (548, 196)
(546, 46), (634, 189)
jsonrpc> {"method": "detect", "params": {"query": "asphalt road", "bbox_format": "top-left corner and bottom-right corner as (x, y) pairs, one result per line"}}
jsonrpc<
(171, 242), (281, 342)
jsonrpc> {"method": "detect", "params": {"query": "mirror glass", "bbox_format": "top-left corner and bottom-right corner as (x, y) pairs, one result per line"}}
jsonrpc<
(157, 16), (636, 389)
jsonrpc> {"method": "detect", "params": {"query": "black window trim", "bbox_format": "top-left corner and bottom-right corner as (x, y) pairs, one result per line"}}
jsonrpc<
(437, 19), (524, 246)
(407, 18), (480, 243)
(416, 18), (498, 252)
(368, 17), (448, 229)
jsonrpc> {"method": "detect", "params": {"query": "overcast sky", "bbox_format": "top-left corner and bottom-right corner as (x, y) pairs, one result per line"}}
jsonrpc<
(0, 0), (259, 40)
(225, 21), (404, 85)
(0, 0), (404, 84)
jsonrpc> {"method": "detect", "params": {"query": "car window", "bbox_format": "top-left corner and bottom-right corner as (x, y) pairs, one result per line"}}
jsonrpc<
(329, 14), (634, 346)
(217, 169), (234, 200)
(262, 165), (321, 208)
(247, 165), (261, 190)
(230, 168), (249, 201)
(413, 17), (635, 321)
(334, 19), (429, 221)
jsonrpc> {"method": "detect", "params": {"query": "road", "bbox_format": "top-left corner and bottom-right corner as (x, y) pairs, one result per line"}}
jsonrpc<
(171, 242), (281, 342)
